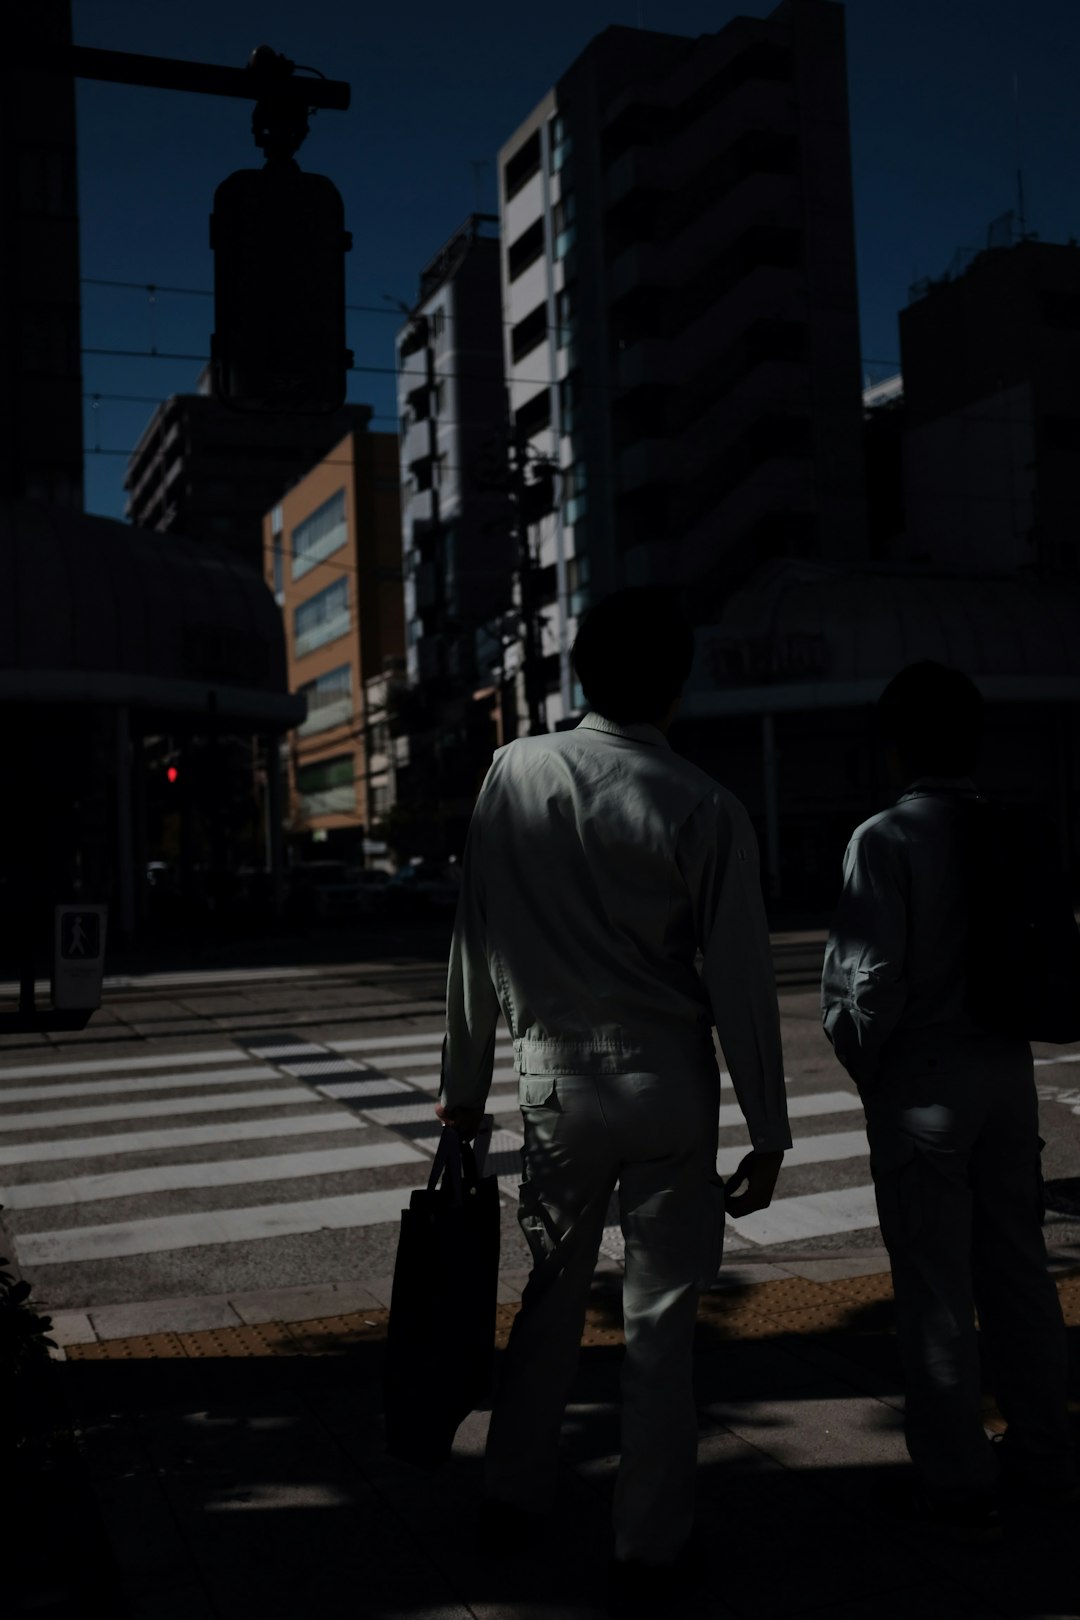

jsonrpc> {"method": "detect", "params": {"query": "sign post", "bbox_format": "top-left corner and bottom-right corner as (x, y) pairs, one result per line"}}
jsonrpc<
(52, 905), (108, 1012)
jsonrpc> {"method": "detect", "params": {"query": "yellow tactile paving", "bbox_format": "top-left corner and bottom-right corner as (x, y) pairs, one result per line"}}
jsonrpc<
(177, 1323), (295, 1358)
(63, 1269), (1080, 1360)
(69, 1331), (187, 1360)
(282, 1313), (389, 1354)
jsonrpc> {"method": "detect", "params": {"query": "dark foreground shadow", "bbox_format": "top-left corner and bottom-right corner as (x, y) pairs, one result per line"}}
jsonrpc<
(39, 1312), (1080, 1620)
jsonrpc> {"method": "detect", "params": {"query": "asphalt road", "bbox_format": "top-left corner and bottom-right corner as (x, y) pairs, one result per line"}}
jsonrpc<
(1, 933), (1078, 1320)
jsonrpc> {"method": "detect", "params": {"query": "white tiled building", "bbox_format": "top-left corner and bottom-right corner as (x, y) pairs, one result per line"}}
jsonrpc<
(497, 1), (867, 732)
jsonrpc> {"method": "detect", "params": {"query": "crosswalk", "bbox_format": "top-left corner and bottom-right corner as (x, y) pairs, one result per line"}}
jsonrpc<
(265, 1031), (882, 1252)
(0, 1041), (430, 1280)
(3, 1025), (1078, 1298)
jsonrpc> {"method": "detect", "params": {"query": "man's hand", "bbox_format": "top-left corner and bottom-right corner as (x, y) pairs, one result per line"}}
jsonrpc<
(434, 1102), (486, 1141)
(724, 1150), (784, 1219)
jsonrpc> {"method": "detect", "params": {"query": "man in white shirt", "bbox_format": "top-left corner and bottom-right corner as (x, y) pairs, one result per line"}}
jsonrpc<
(822, 661), (1075, 1535)
(437, 587), (790, 1610)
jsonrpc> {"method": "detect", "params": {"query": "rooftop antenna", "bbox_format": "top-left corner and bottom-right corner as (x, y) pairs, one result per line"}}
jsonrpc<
(1014, 72), (1029, 240)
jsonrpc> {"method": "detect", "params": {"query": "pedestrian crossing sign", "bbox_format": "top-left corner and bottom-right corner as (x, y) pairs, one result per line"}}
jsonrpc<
(61, 911), (101, 960)
(52, 904), (107, 1010)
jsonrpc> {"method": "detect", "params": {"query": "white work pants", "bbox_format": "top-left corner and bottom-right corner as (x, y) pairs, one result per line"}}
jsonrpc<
(865, 1042), (1074, 1500)
(484, 1067), (724, 1564)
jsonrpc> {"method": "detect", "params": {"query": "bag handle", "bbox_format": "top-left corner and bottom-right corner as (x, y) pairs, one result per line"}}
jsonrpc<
(426, 1126), (485, 1204)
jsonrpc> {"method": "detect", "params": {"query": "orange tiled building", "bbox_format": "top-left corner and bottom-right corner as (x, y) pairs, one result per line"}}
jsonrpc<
(263, 426), (403, 856)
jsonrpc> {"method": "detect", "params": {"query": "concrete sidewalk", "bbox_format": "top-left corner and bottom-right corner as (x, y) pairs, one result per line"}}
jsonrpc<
(30, 1258), (1080, 1620)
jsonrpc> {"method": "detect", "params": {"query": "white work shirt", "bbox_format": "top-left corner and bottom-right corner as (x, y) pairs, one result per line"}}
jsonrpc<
(821, 776), (1022, 1087)
(441, 712), (791, 1152)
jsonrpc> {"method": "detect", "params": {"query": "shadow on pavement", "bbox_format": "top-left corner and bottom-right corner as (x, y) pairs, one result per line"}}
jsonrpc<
(48, 1313), (1080, 1620)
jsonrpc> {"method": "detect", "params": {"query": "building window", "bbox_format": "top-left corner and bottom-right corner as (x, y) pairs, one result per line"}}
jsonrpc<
(567, 552), (590, 616)
(294, 577), (350, 658)
(553, 192), (577, 261)
(559, 371), (582, 435)
(291, 488), (347, 580)
(610, 285), (664, 353)
(601, 101), (673, 169)
(508, 219), (545, 282)
(556, 284), (577, 350)
(430, 306), (446, 343)
(295, 753), (356, 818)
(273, 536), (284, 598)
(504, 129), (542, 201)
(511, 301), (548, 362)
(678, 42), (794, 130)
(297, 663), (352, 736)
(563, 458), (587, 525)
(405, 380), (430, 421)
(399, 317), (428, 358)
(549, 113), (573, 173)
(514, 386), (553, 438)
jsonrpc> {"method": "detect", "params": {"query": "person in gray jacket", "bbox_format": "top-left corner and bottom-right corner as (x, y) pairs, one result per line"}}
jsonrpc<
(822, 661), (1075, 1535)
(437, 587), (790, 1611)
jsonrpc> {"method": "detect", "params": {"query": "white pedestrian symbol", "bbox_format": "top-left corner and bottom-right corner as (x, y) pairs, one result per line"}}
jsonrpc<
(69, 917), (88, 956)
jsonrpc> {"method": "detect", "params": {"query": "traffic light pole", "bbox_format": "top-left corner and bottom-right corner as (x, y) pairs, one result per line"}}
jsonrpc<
(53, 43), (349, 114)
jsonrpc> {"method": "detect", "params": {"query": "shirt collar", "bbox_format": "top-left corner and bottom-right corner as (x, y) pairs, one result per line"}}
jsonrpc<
(578, 711), (672, 751)
(898, 774), (979, 801)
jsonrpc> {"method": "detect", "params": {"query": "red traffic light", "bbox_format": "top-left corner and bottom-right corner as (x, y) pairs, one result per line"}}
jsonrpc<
(166, 765), (179, 784)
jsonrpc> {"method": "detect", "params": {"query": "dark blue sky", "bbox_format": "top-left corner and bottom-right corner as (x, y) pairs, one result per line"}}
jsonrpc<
(72, 0), (1080, 522)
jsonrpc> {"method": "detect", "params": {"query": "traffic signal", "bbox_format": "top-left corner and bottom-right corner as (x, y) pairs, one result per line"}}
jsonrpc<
(210, 166), (353, 414)
(166, 765), (178, 784)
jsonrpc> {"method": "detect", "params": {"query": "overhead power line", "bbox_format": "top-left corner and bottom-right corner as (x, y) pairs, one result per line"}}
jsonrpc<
(81, 274), (401, 318)
(81, 344), (904, 397)
(82, 388), (399, 423)
(79, 274), (903, 365)
(86, 443), (1045, 513)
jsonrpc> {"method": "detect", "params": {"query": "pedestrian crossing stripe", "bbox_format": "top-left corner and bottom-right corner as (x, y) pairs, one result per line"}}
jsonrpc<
(16, 1185), (431, 1266)
(1, 1141), (427, 1209)
(0, 1048), (251, 1082)
(0, 1087), (321, 1132)
(0, 1066), (279, 1105)
(0, 1112), (365, 1167)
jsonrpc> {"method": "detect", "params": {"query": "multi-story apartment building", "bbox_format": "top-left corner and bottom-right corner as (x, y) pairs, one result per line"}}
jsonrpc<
(263, 428), (403, 858)
(394, 214), (516, 851)
(497, 0), (866, 730)
(898, 236), (1080, 576)
(126, 367), (374, 575)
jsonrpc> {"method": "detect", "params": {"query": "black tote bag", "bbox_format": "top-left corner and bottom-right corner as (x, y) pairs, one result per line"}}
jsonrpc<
(383, 1123), (501, 1468)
